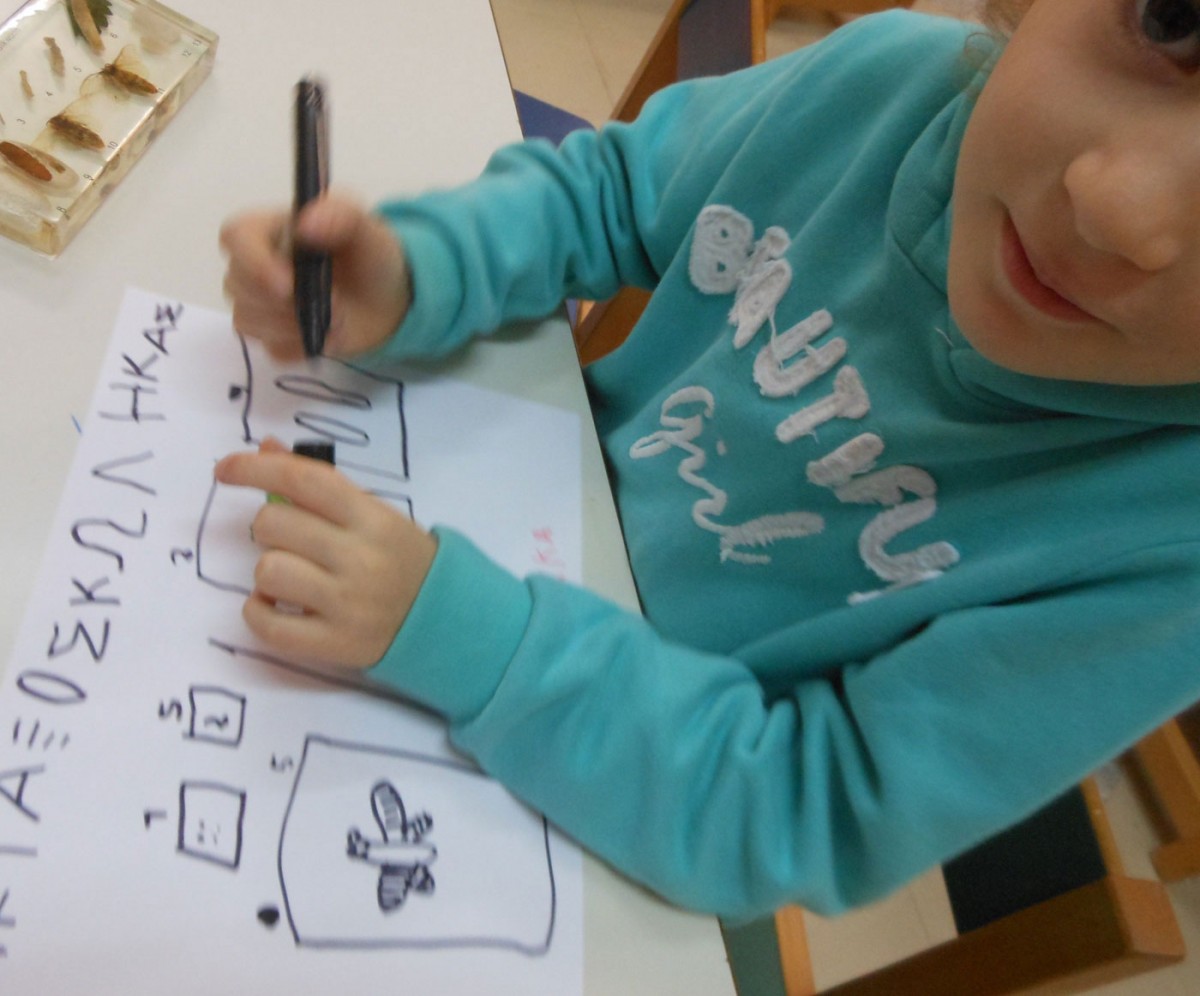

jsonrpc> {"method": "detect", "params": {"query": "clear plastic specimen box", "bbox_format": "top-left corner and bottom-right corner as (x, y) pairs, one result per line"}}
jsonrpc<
(0, 0), (216, 255)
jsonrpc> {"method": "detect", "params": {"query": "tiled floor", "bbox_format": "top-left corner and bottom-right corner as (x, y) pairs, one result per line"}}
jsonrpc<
(488, 2), (1200, 992)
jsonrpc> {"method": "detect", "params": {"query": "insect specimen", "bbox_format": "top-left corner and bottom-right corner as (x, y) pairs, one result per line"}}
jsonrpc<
(0, 140), (78, 190)
(44, 37), (65, 77)
(68, 0), (105, 55)
(48, 110), (104, 151)
(19, 70), (33, 100)
(98, 47), (157, 96)
(131, 6), (180, 56)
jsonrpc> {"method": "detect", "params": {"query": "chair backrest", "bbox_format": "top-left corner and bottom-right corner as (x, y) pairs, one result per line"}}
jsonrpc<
(613, 0), (757, 123)
(941, 785), (1109, 935)
(727, 778), (1185, 996)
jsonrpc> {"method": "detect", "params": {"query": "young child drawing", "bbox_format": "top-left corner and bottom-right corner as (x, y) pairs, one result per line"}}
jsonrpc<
(215, 0), (1200, 918)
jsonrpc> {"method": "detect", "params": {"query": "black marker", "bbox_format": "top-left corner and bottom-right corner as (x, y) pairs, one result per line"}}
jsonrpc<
(292, 439), (335, 465)
(267, 440), (335, 504)
(293, 77), (331, 358)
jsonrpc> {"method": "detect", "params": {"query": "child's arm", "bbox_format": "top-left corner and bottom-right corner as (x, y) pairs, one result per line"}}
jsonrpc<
(214, 437), (435, 666)
(374, 528), (1200, 920)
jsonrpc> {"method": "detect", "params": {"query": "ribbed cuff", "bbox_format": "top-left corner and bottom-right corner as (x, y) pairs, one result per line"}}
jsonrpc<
(369, 527), (534, 722)
(369, 207), (466, 361)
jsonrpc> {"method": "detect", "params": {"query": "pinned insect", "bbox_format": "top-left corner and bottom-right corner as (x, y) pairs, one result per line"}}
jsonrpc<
(47, 109), (104, 151)
(97, 46), (157, 96)
(44, 37), (65, 78)
(19, 70), (33, 100)
(0, 139), (78, 190)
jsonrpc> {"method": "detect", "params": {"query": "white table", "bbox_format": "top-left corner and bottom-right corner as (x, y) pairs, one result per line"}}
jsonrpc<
(0, 1), (734, 992)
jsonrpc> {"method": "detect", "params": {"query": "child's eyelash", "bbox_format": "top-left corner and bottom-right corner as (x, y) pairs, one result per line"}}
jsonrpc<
(1117, 0), (1200, 75)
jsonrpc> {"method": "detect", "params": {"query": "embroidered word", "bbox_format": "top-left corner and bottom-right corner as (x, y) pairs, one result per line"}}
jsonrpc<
(807, 434), (961, 602)
(633, 204), (959, 601)
(630, 388), (823, 564)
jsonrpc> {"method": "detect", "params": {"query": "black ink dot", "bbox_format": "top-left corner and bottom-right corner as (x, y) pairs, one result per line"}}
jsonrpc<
(257, 905), (280, 928)
(229, 385), (244, 401)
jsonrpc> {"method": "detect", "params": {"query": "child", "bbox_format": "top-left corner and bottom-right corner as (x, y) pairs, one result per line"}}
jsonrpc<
(216, 0), (1200, 919)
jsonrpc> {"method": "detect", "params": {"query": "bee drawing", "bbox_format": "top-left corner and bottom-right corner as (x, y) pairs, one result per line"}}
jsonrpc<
(346, 781), (437, 913)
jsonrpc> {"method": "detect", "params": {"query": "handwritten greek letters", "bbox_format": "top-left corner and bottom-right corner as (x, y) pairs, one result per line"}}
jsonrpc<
(0, 765), (43, 823)
(0, 886), (13, 957)
(90, 451), (157, 496)
(1, 289), (585, 982)
(637, 204), (960, 596)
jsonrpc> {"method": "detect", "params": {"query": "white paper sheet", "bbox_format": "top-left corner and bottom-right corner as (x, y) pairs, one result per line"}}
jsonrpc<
(0, 287), (583, 994)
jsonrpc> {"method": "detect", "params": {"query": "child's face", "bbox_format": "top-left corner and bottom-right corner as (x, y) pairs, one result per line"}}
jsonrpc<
(949, 0), (1200, 385)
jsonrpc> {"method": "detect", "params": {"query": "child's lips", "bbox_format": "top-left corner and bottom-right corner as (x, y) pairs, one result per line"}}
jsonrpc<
(1001, 215), (1099, 324)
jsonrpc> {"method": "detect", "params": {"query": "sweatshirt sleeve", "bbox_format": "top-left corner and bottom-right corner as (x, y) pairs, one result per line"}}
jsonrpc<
(365, 49), (809, 362)
(373, 530), (1200, 920)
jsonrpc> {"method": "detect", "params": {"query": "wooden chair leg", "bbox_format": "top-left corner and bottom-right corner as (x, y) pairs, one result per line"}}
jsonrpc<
(1134, 719), (1200, 882)
(612, 0), (692, 122)
(774, 905), (817, 996)
(574, 286), (652, 365)
(762, 780), (1183, 995)
(818, 876), (1184, 996)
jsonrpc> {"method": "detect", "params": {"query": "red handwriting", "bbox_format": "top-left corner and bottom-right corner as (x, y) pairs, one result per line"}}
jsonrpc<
(531, 527), (567, 581)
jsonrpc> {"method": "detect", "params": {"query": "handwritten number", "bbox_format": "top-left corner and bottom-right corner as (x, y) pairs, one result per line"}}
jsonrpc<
(158, 700), (184, 722)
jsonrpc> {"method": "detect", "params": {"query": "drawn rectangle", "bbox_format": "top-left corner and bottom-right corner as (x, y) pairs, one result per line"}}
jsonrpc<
(279, 735), (556, 953)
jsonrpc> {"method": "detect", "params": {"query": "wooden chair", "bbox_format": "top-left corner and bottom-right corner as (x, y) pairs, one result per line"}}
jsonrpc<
(1132, 706), (1200, 883)
(574, 0), (910, 365)
(722, 779), (1185, 995)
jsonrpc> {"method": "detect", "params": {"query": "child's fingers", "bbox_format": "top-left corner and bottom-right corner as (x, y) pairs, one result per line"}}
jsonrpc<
(220, 210), (293, 301)
(228, 303), (305, 361)
(243, 592), (336, 660)
(215, 451), (360, 527)
(250, 500), (345, 572)
(242, 590), (381, 668)
(252, 548), (335, 614)
(292, 191), (369, 252)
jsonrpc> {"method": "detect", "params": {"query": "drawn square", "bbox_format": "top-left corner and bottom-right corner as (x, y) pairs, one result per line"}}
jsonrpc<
(178, 781), (246, 869)
(187, 686), (246, 747)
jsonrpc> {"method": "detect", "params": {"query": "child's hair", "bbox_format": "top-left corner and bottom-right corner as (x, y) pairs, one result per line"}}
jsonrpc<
(981, 0), (1032, 34)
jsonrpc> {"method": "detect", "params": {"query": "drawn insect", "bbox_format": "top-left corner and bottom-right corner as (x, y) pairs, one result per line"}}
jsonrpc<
(19, 70), (33, 100)
(346, 780), (437, 913)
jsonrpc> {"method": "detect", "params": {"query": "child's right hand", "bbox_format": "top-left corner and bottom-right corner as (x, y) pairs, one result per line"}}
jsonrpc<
(219, 192), (412, 362)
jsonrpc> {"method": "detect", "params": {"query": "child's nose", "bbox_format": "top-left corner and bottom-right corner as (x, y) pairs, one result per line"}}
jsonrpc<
(1063, 147), (1188, 273)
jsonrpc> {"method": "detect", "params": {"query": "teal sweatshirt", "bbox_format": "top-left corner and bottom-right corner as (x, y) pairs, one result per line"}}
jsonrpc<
(369, 12), (1200, 918)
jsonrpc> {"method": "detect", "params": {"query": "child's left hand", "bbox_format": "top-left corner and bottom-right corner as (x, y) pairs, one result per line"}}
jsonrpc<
(213, 438), (437, 668)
